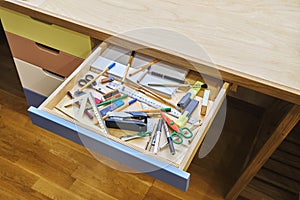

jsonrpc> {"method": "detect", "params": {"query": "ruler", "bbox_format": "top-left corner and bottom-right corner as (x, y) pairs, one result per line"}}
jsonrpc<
(70, 92), (110, 135)
(107, 82), (198, 124)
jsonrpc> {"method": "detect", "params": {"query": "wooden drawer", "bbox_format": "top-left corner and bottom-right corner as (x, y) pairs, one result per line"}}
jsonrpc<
(6, 31), (83, 77)
(28, 45), (229, 191)
(0, 6), (92, 58)
(14, 58), (64, 97)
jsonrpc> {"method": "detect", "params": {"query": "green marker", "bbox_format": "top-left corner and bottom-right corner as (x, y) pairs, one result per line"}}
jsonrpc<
(86, 94), (128, 110)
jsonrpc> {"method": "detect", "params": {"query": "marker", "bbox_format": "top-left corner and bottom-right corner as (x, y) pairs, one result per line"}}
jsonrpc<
(129, 59), (159, 77)
(154, 119), (163, 155)
(111, 98), (138, 113)
(79, 62), (115, 92)
(100, 76), (114, 83)
(103, 89), (119, 100)
(201, 89), (210, 116)
(122, 51), (135, 84)
(86, 94), (128, 110)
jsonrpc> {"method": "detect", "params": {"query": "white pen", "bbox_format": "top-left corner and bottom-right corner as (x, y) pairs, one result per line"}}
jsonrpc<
(154, 119), (163, 155)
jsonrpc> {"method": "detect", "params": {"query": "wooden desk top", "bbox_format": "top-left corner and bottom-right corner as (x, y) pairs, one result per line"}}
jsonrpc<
(1, 0), (300, 104)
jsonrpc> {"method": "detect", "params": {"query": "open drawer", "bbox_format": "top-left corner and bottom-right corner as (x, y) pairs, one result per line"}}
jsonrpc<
(28, 45), (229, 191)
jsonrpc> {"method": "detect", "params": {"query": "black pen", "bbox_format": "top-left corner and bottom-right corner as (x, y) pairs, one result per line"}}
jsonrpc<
(163, 121), (175, 155)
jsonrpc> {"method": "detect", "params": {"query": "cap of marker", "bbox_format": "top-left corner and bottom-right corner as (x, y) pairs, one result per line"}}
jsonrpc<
(107, 62), (116, 69)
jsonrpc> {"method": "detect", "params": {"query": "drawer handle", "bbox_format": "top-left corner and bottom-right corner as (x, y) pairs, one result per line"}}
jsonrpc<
(42, 69), (65, 81)
(30, 17), (53, 25)
(35, 42), (60, 55)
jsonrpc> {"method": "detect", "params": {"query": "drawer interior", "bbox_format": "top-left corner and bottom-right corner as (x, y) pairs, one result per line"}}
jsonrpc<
(38, 44), (228, 171)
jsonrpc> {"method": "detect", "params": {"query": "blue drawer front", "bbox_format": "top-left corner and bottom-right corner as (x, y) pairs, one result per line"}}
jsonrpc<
(23, 88), (46, 107)
(28, 106), (190, 191)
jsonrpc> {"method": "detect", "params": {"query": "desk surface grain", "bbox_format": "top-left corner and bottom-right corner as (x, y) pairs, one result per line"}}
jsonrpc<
(1, 0), (300, 104)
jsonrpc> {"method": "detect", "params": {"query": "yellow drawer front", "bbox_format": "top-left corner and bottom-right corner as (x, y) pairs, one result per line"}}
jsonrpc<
(0, 7), (91, 58)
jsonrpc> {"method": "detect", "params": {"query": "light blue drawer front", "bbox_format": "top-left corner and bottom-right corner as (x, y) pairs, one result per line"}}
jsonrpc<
(28, 106), (190, 191)
(23, 88), (46, 107)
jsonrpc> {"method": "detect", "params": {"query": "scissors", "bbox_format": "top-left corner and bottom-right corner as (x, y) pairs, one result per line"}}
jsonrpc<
(160, 112), (193, 144)
(78, 74), (104, 94)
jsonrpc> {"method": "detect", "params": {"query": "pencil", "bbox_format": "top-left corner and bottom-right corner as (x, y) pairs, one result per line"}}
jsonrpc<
(148, 83), (208, 88)
(130, 108), (171, 113)
(79, 62), (115, 92)
(129, 59), (159, 77)
(121, 51), (135, 84)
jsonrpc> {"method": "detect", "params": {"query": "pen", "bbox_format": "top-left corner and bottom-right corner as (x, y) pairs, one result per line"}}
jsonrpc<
(86, 94), (128, 110)
(79, 62), (115, 92)
(147, 83), (208, 88)
(129, 59), (159, 77)
(122, 51), (135, 84)
(129, 108), (171, 113)
(111, 98), (138, 113)
(163, 121), (175, 155)
(136, 66), (151, 83)
(153, 119), (163, 155)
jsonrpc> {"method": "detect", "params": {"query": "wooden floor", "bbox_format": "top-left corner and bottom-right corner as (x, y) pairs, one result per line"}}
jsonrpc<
(0, 31), (265, 199)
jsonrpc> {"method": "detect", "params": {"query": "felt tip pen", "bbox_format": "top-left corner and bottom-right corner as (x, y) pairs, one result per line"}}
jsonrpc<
(86, 94), (128, 110)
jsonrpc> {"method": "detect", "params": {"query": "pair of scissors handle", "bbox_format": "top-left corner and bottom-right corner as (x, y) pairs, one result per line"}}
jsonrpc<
(170, 127), (193, 144)
(78, 74), (96, 87)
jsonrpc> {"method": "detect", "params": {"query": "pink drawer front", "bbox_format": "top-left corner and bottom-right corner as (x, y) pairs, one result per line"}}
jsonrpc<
(6, 31), (84, 77)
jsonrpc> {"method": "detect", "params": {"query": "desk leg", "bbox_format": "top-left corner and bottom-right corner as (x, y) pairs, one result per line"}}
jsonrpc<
(225, 104), (300, 200)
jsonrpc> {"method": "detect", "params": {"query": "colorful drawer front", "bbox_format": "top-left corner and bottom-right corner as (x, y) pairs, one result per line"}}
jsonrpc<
(6, 32), (83, 77)
(0, 6), (92, 58)
(14, 58), (64, 97)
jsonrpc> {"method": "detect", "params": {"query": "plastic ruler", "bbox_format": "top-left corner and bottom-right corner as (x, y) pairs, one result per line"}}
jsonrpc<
(107, 82), (198, 124)
(72, 92), (110, 135)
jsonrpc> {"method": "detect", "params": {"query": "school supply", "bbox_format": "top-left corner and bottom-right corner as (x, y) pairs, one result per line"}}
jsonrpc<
(62, 92), (109, 134)
(163, 120), (175, 155)
(91, 56), (188, 98)
(105, 112), (147, 132)
(66, 91), (93, 119)
(100, 76), (114, 83)
(78, 62), (115, 93)
(120, 131), (152, 142)
(85, 94), (128, 110)
(153, 119), (163, 155)
(76, 74), (104, 95)
(99, 99), (124, 116)
(107, 82), (198, 124)
(201, 89), (210, 116)
(148, 83), (208, 88)
(129, 59), (159, 77)
(122, 51), (135, 84)
(161, 112), (193, 144)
